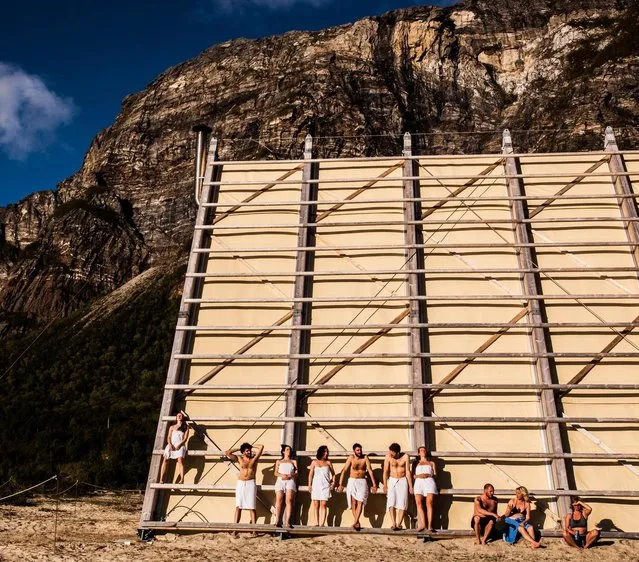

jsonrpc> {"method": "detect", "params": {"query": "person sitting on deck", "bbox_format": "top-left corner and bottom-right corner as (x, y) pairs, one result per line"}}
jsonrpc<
(563, 497), (600, 549)
(471, 483), (499, 544)
(159, 411), (190, 484)
(274, 444), (298, 529)
(337, 443), (378, 530)
(382, 442), (413, 530)
(502, 486), (542, 548)
(225, 442), (264, 525)
(308, 445), (336, 527)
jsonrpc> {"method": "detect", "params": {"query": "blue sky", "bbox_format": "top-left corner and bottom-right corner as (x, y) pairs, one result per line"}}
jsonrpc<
(0, 0), (456, 206)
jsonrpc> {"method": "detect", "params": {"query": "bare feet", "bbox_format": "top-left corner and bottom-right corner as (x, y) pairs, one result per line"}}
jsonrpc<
(417, 526), (426, 532)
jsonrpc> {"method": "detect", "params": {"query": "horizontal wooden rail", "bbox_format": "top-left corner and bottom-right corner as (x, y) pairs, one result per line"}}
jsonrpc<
(138, 521), (639, 539)
(199, 191), (639, 206)
(185, 294), (639, 304)
(205, 171), (635, 187)
(161, 415), (639, 423)
(164, 383), (639, 391)
(185, 266), (639, 278)
(176, 322), (639, 331)
(197, 216), (639, 229)
(149, 483), (639, 497)
(151, 449), (639, 460)
(192, 241), (639, 252)
(176, 351), (639, 359)
(206, 149), (637, 166)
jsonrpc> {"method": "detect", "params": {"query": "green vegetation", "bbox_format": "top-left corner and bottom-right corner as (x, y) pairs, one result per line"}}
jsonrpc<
(0, 266), (185, 489)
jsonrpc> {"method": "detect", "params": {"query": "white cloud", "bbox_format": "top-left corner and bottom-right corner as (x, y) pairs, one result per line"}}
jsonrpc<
(212, 0), (333, 12)
(0, 63), (75, 160)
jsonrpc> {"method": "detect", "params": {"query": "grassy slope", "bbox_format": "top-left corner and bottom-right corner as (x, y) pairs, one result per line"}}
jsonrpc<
(0, 266), (184, 488)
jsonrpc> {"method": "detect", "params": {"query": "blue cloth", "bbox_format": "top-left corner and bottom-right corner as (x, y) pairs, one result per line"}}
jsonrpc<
(502, 516), (532, 544)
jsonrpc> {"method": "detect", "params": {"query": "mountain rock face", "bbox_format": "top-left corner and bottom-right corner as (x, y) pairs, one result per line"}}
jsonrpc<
(1, 0), (637, 331)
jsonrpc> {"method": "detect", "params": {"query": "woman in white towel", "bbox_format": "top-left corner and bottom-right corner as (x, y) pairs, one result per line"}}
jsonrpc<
(160, 412), (190, 484)
(274, 444), (298, 528)
(308, 445), (336, 526)
(412, 446), (438, 532)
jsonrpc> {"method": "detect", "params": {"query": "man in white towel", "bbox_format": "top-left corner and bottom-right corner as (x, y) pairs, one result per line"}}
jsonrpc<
(382, 442), (413, 530)
(225, 442), (264, 525)
(337, 443), (378, 530)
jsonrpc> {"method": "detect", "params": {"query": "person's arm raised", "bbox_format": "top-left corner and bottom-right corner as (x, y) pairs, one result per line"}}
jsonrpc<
(224, 447), (239, 463)
(252, 443), (265, 462)
(580, 501), (593, 518)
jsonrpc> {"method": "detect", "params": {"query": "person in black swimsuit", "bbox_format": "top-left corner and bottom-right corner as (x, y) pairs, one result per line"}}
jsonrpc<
(563, 498), (600, 549)
(502, 486), (542, 548)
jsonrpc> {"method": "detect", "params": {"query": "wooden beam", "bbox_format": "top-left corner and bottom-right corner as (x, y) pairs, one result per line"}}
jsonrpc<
(211, 165), (303, 225)
(527, 158), (609, 219)
(562, 312), (639, 392)
(310, 309), (410, 389)
(502, 129), (571, 520)
(140, 135), (219, 526)
(605, 126), (639, 271)
(315, 162), (403, 222)
(151, 449), (639, 460)
(403, 133), (428, 449)
(283, 135), (317, 447)
(426, 308), (529, 400)
(161, 414), (639, 424)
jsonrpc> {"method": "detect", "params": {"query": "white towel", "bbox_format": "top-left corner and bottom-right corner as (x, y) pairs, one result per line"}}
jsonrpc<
(386, 476), (408, 511)
(346, 478), (369, 508)
(235, 479), (257, 510)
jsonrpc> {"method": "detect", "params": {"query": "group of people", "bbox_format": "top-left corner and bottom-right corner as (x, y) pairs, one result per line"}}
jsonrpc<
(160, 422), (599, 548)
(473, 483), (600, 549)
(223, 441), (437, 532)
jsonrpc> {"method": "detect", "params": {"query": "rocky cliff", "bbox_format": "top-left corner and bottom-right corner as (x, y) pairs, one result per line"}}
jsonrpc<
(1, 0), (638, 331)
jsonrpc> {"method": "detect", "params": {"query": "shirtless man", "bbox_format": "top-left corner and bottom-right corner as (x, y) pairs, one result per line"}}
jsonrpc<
(225, 442), (264, 524)
(382, 443), (413, 530)
(472, 483), (499, 545)
(338, 443), (378, 530)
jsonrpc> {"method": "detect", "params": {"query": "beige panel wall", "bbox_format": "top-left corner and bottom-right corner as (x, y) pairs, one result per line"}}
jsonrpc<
(156, 154), (639, 532)
(519, 154), (639, 532)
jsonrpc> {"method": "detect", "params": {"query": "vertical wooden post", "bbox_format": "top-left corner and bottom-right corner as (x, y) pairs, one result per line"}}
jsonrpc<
(502, 129), (571, 520)
(283, 135), (317, 449)
(140, 131), (218, 526)
(604, 126), (639, 272)
(403, 133), (428, 450)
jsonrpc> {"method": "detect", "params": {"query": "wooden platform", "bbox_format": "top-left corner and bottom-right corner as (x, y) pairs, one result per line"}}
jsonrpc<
(138, 521), (639, 540)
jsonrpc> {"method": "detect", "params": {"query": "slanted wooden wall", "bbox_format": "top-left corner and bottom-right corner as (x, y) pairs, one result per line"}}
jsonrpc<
(143, 141), (639, 533)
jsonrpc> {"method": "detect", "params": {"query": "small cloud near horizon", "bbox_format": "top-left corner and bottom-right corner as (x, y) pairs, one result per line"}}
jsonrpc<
(0, 62), (75, 160)
(211, 0), (333, 13)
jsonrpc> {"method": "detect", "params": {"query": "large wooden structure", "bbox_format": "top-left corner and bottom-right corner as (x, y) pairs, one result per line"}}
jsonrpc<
(140, 129), (639, 537)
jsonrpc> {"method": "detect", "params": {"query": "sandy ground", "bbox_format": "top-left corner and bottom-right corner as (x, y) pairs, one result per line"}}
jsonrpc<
(0, 494), (638, 561)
